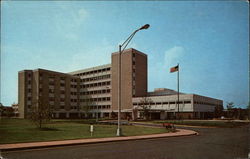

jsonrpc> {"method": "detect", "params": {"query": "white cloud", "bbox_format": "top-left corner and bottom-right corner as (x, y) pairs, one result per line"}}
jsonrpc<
(148, 46), (185, 92)
(164, 46), (185, 67)
(54, 7), (88, 40)
(65, 39), (115, 72)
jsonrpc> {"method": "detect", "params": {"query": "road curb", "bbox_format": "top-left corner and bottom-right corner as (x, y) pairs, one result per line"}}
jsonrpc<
(0, 129), (198, 152)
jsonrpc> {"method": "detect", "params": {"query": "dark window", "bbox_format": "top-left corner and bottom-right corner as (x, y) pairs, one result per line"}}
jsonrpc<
(184, 101), (191, 104)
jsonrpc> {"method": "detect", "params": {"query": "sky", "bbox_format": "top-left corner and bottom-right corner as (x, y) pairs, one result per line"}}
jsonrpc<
(1, 1), (249, 108)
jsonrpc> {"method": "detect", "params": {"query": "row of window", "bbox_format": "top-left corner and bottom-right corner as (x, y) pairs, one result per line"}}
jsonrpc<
(46, 74), (78, 82)
(50, 83), (78, 88)
(133, 101), (191, 106)
(48, 81), (111, 88)
(80, 89), (110, 95)
(194, 101), (220, 106)
(47, 97), (111, 102)
(81, 81), (111, 88)
(88, 105), (111, 110)
(58, 105), (111, 110)
(75, 68), (111, 77)
(28, 89), (109, 96)
(80, 97), (111, 102)
(80, 74), (111, 82)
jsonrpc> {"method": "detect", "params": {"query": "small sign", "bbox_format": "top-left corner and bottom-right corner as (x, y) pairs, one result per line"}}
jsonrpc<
(90, 125), (94, 137)
(90, 125), (94, 132)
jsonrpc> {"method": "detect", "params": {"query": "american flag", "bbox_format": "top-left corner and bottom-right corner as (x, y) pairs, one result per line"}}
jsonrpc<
(170, 65), (179, 73)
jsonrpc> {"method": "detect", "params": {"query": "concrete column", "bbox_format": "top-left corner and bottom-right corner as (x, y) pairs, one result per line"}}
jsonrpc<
(160, 111), (167, 120)
(132, 109), (138, 121)
(66, 112), (69, 118)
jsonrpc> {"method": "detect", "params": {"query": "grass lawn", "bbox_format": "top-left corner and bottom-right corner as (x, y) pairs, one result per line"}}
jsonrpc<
(152, 120), (250, 128)
(0, 118), (168, 144)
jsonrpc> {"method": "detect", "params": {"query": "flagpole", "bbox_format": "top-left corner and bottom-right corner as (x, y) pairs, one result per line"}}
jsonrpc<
(177, 63), (179, 120)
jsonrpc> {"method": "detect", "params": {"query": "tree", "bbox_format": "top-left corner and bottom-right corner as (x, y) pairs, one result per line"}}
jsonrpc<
(138, 97), (152, 120)
(28, 99), (53, 129)
(226, 102), (235, 119)
(214, 104), (223, 118)
(80, 95), (93, 119)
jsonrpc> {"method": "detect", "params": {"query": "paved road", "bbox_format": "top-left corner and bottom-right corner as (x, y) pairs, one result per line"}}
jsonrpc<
(2, 125), (249, 159)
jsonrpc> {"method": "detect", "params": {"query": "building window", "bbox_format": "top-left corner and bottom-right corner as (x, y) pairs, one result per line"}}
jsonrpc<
(184, 101), (191, 104)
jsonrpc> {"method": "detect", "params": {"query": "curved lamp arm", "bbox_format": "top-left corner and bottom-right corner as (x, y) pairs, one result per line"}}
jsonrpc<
(120, 24), (150, 54)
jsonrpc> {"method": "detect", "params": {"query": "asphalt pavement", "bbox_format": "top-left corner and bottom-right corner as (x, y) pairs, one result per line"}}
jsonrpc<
(1, 124), (249, 159)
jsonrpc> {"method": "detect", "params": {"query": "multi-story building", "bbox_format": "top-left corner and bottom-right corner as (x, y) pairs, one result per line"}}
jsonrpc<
(18, 48), (223, 119)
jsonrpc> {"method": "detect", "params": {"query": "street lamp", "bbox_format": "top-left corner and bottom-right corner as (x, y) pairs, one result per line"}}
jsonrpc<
(117, 24), (150, 136)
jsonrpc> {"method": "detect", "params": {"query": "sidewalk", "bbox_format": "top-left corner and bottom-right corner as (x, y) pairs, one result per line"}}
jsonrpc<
(0, 129), (198, 151)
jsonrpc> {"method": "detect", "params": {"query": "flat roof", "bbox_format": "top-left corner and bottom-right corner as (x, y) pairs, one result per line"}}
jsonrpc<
(68, 64), (111, 75)
(112, 48), (147, 57)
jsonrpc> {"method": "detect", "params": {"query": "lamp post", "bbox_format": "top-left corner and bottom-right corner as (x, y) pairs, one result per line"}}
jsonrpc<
(117, 24), (150, 136)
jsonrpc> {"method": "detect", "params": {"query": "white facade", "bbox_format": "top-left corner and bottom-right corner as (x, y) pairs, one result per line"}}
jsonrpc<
(132, 91), (223, 119)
